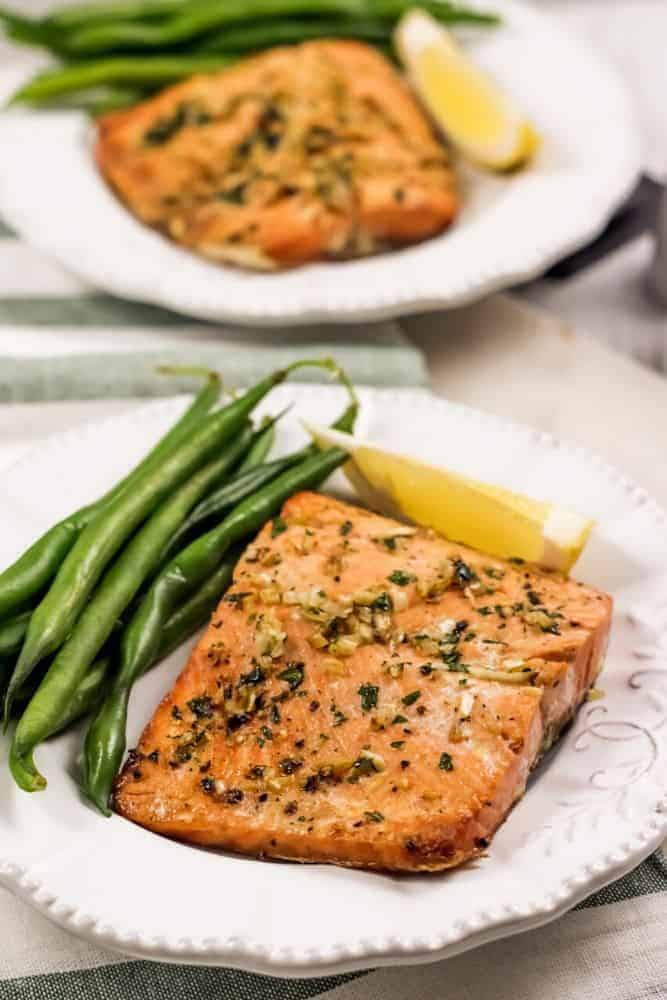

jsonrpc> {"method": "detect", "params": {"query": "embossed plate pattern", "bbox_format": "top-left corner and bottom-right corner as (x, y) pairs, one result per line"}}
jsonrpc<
(0, 386), (665, 975)
(0, 0), (640, 325)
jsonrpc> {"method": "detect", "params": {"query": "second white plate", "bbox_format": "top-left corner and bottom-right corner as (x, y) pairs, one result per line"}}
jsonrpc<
(0, 0), (640, 325)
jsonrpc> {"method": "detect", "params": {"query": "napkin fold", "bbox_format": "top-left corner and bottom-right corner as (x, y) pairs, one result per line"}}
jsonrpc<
(0, 219), (427, 401)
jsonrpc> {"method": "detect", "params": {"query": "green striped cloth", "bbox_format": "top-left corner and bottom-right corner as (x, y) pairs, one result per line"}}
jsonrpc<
(1, 852), (665, 997)
(0, 217), (427, 401)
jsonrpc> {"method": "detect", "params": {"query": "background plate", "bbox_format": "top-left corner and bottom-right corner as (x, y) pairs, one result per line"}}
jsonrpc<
(0, 385), (665, 976)
(0, 0), (640, 326)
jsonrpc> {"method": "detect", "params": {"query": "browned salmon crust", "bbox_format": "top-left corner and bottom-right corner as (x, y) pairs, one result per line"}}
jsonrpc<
(95, 41), (458, 270)
(114, 493), (611, 872)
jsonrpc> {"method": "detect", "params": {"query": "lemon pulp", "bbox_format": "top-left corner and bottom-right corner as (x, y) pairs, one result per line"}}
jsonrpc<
(395, 8), (540, 171)
(305, 424), (593, 573)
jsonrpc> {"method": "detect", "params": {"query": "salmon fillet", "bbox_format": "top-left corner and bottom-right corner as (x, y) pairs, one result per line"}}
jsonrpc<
(114, 493), (611, 872)
(95, 41), (458, 270)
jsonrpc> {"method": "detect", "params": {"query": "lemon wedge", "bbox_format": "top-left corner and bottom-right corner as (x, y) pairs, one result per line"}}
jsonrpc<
(394, 8), (539, 171)
(306, 423), (593, 573)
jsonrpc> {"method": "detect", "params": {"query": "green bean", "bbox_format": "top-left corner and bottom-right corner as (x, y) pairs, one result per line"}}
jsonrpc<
(46, 85), (152, 114)
(10, 54), (233, 104)
(61, 0), (498, 55)
(0, 611), (30, 662)
(157, 548), (242, 658)
(232, 404), (292, 480)
(45, 657), (110, 739)
(161, 395), (356, 563)
(25, 551), (239, 745)
(0, 373), (220, 625)
(7, 424), (254, 790)
(83, 547), (240, 812)
(82, 389), (356, 813)
(160, 451), (306, 566)
(82, 438), (353, 814)
(2, 368), (279, 725)
(0, 8), (53, 46)
(6, 359), (340, 770)
(199, 16), (392, 53)
(237, 418), (277, 474)
(46, 0), (188, 31)
(117, 428), (356, 697)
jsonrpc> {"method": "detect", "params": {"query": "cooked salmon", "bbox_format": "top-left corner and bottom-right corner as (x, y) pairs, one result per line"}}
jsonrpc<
(114, 492), (612, 872)
(95, 41), (458, 270)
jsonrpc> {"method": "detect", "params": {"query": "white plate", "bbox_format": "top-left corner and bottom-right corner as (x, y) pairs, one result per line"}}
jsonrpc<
(0, 0), (640, 326)
(0, 385), (665, 976)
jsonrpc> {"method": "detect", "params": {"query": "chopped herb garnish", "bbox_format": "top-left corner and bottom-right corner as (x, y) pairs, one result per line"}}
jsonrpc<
(279, 757), (303, 775)
(484, 566), (505, 580)
(277, 661), (304, 690)
(187, 695), (214, 719)
(509, 557), (525, 565)
(271, 516), (288, 538)
(392, 713), (408, 724)
(330, 701), (348, 727)
(402, 690), (421, 706)
(439, 752), (454, 772)
(390, 740), (405, 749)
(364, 810), (384, 823)
(269, 702), (281, 724)
(239, 663), (265, 686)
(171, 705), (182, 720)
(453, 559), (477, 586)
(388, 570), (415, 586)
(340, 520), (353, 536)
(443, 649), (465, 671)
(217, 183), (245, 204)
(370, 591), (393, 612)
(144, 101), (212, 146)
(347, 756), (379, 783)
(227, 712), (251, 732)
(224, 591), (252, 608)
(477, 606), (493, 616)
(358, 683), (379, 712)
(260, 725), (273, 742)
(373, 535), (397, 551)
(419, 663), (433, 676)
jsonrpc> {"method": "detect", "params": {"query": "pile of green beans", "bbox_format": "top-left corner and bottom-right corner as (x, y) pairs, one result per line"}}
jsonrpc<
(2, 0), (499, 112)
(82, 397), (357, 814)
(1, 356), (359, 811)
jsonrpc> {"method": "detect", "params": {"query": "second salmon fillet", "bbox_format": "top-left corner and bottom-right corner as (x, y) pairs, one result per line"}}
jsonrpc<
(115, 493), (611, 871)
(96, 41), (458, 270)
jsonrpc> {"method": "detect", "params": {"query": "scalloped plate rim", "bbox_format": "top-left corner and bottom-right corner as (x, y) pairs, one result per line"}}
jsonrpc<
(0, 385), (665, 976)
(0, 0), (642, 326)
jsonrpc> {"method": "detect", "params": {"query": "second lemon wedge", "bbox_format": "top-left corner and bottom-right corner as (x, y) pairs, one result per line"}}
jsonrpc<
(394, 8), (539, 171)
(306, 424), (593, 573)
